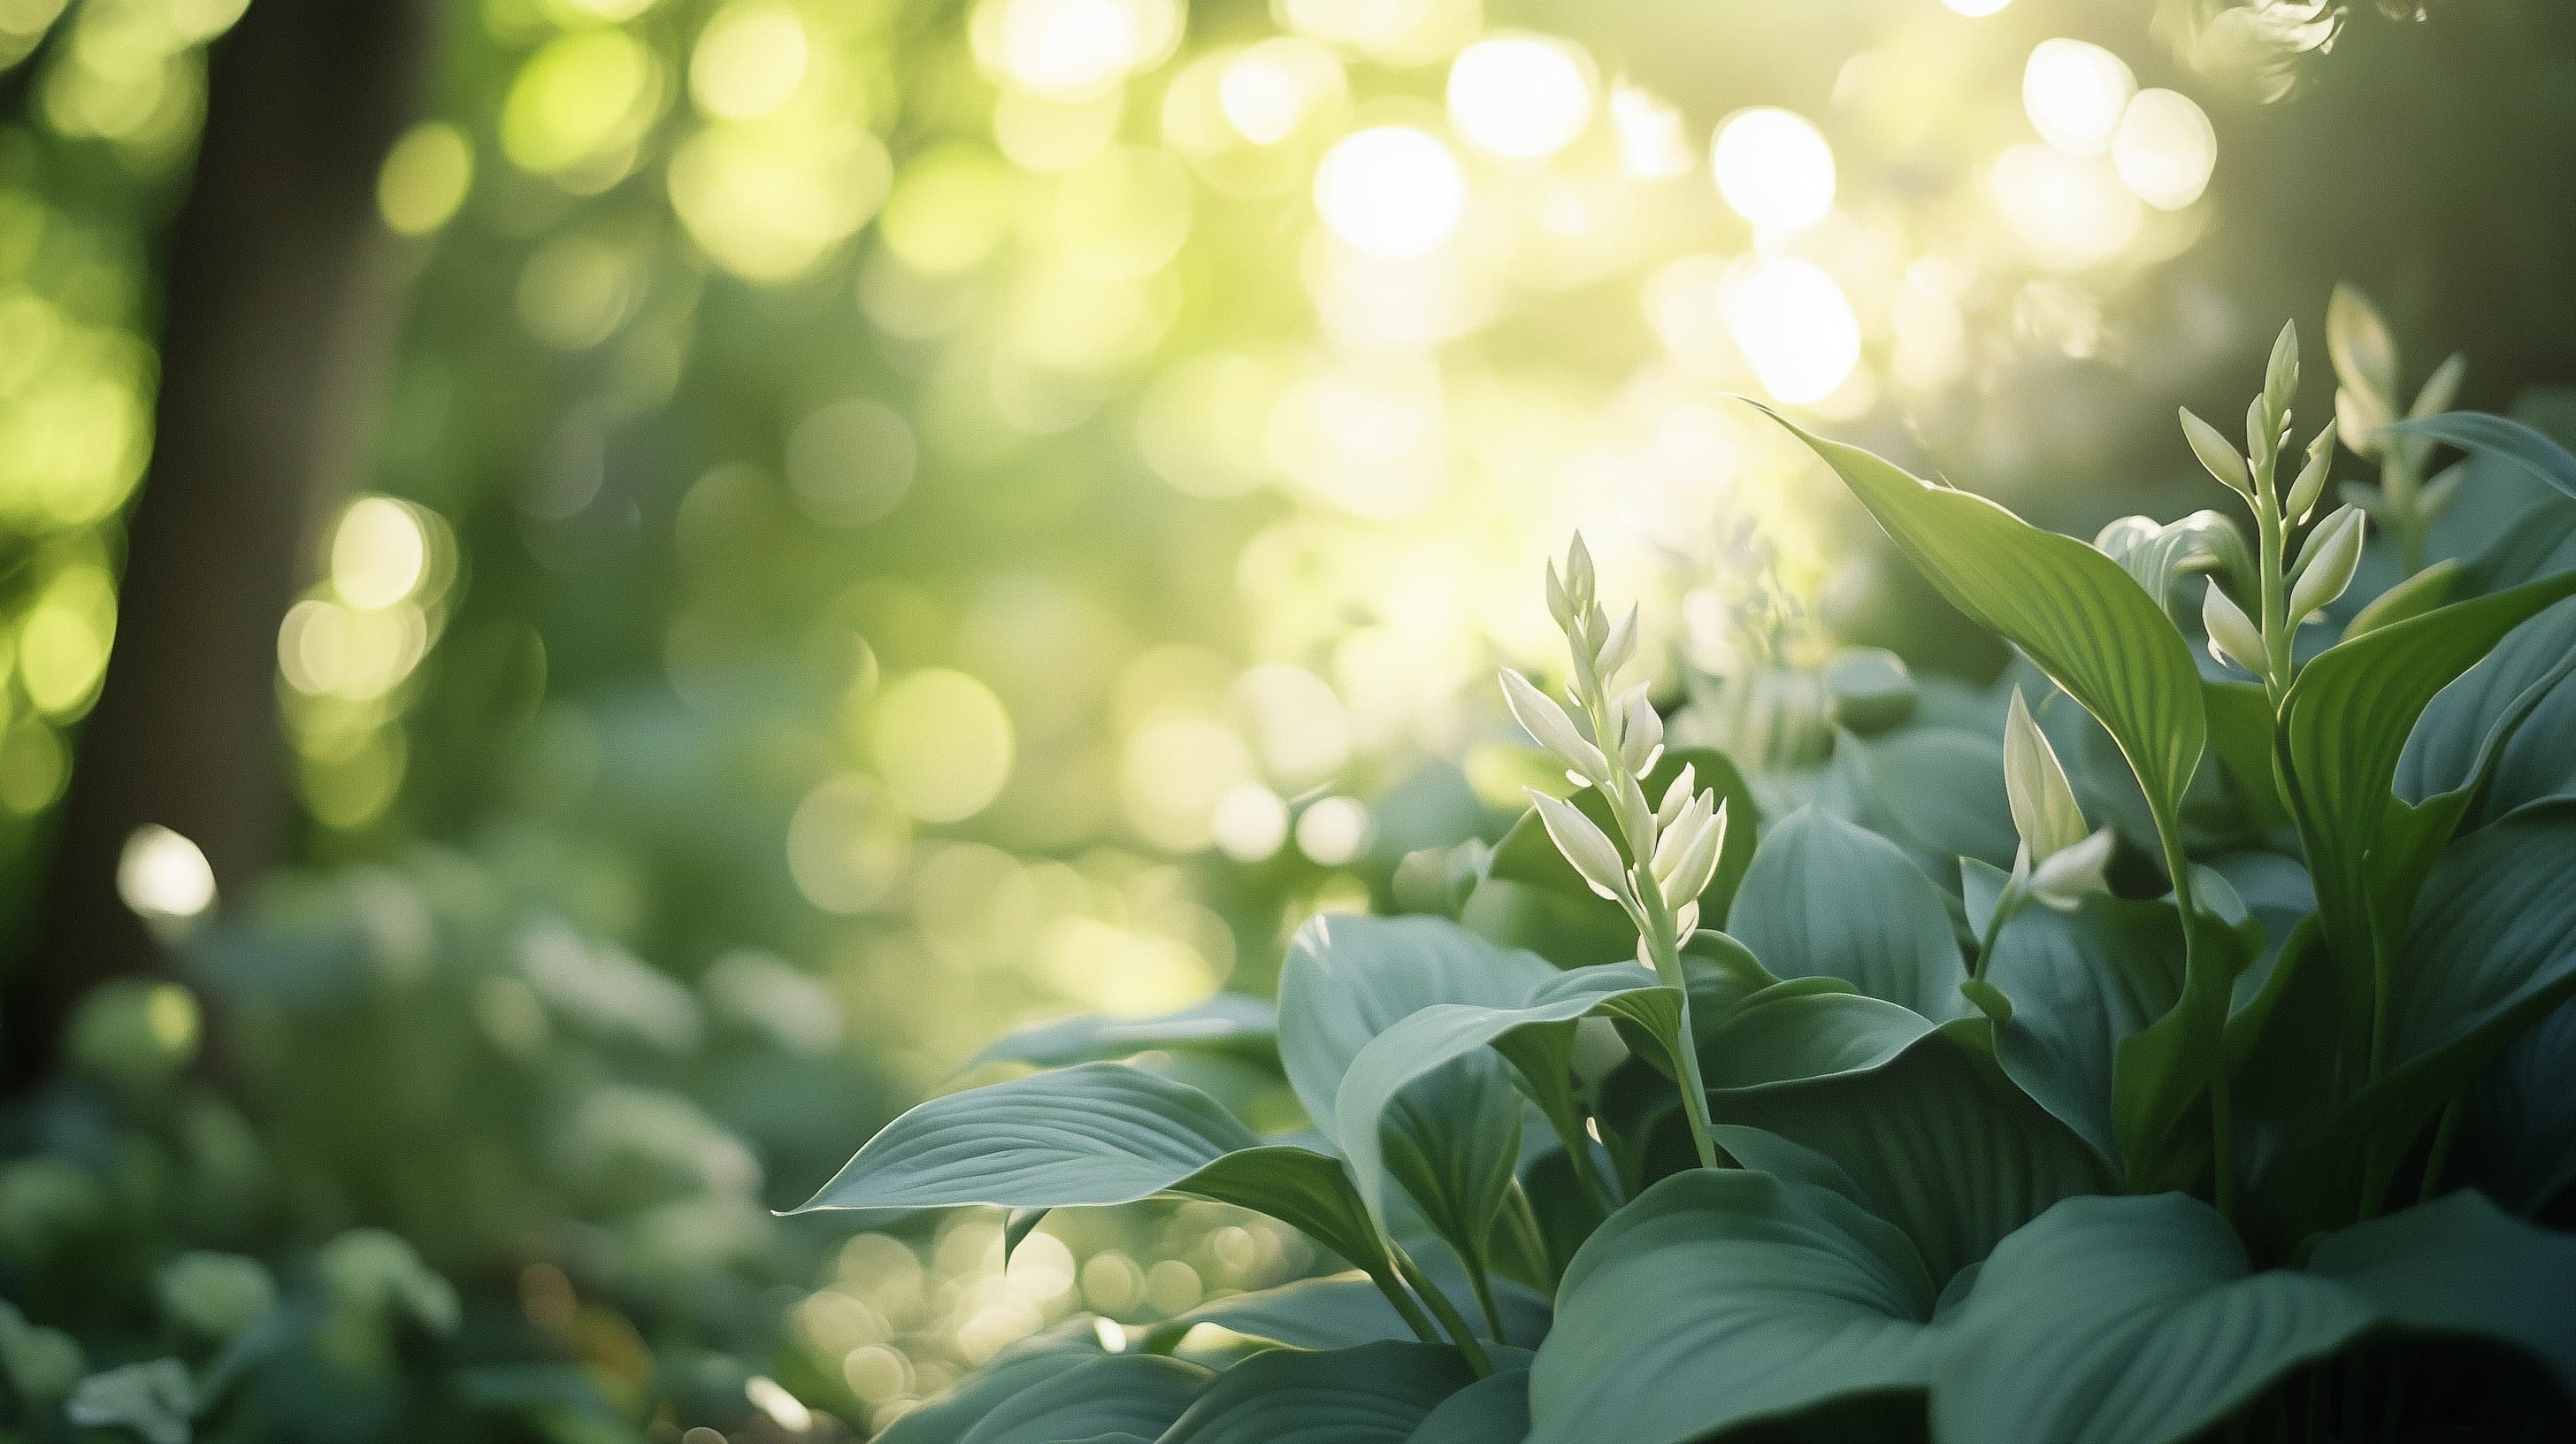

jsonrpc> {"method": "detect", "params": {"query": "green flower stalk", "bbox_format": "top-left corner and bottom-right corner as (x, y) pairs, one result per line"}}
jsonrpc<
(1500, 536), (1727, 1169)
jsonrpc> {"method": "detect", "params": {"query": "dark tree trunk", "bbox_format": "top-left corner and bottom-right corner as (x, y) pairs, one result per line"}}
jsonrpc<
(4, 0), (444, 1086)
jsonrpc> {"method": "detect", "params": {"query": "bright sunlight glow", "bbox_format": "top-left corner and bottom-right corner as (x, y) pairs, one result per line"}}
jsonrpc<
(118, 824), (217, 924)
(1447, 35), (1593, 161)
(1313, 126), (1465, 257)
(1727, 257), (1860, 404)
(2112, 88), (2219, 210)
(2023, 38), (2135, 156)
(1711, 107), (1836, 234)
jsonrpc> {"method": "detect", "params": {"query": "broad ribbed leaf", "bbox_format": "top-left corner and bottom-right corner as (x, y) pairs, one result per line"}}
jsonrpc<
(1728, 807), (1967, 1020)
(955, 1353), (1211, 1444)
(877, 1324), (1107, 1444)
(1146, 1271), (1550, 1353)
(1935, 1194), (2372, 1444)
(1840, 726), (2019, 872)
(1724, 1033), (2106, 1285)
(1159, 1341), (1479, 1444)
(1332, 965), (1679, 1236)
(971, 995), (1277, 1071)
(2396, 595), (2576, 824)
(1982, 895), (2187, 1181)
(1529, 1169), (1937, 1444)
(1760, 410), (2206, 833)
(1404, 1364), (1531, 1444)
(2281, 570), (2576, 1042)
(2465, 995), (2576, 1213)
(1280, 916), (1555, 1273)
(2383, 411), (2576, 502)
(794, 1063), (1385, 1271)
(2346, 799), (2576, 1154)
(1693, 984), (1939, 1093)
(2308, 1188), (2576, 1392)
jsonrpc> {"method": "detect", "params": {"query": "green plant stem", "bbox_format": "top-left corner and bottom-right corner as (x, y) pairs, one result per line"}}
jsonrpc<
(1531, 1092), (1620, 1215)
(1970, 886), (2023, 985)
(1637, 884), (1723, 1171)
(1390, 1246), (1495, 1376)
(2152, 803), (2237, 1223)
(1364, 1263), (1445, 1348)
(1463, 1251), (1509, 1344)
(1503, 1179), (1560, 1292)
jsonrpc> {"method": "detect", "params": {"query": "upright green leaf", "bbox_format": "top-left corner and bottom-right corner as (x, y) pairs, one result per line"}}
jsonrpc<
(2382, 411), (2576, 503)
(1980, 895), (2188, 1181)
(2345, 799), (2576, 1156)
(792, 1063), (1386, 1271)
(1728, 807), (1968, 1021)
(1934, 1194), (2372, 1444)
(1279, 916), (1556, 1278)
(1330, 964), (1679, 1238)
(1528, 1169), (1938, 1444)
(2281, 570), (2576, 1043)
(2395, 595), (2576, 825)
(1758, 409), (2207, 835)
(1158, 1341), (1480, 1444)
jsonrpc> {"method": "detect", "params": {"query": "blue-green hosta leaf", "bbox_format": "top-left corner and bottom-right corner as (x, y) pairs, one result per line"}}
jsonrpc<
(1158, 1340), (1480, 1444)
(1280, 916), (1557, 1274)
(954, 1353), (1212, 1444)
(1146, 1271), (1550, 1354)
(1331, 964), (1679, 1238)
(2383, 411), (2576, 503)
(2306, 1188), (2576, 1392)
(2345, 799), (2576, 1156)
(1484, 747), (1764, 940)
(1722, 1033), (2107, 1286)
(2282, 570), (2576, 1049)
(2465, 995), (2576, 1214)
(971, 995), (1278, 1071)
(1981, 895), (2187, 1182)
(1693, 983), (1940, 1094)
(876, 1324), (1108, 1444)
(65, 1360), (196, 1444)
(1528, 1169), (1938, 1444)
(1728, 807), (1968, 1020)
(1836, 725), (2020, 872)
(793, 1063), (1385, 1271)
(2396, 595), (2576, 826)
(1934, 1193), (2373, 1444)
(1404, 1363), (1531, 1444)
(1758, 410), (2207, 841)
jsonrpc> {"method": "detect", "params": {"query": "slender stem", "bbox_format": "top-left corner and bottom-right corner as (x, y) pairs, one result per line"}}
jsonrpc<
(1970, 884), (2023, 985)
(1391, 1246), (1494, 1375)
(1637, 882), (1723, 1171)
(1365, 1264), (1445, 1347)
(1530, 1087), (1620, 1215)
(1463, 1251), (1509, 1343)
(1503, 1179), (1560, 1292)
(2153, 803), (2236, 1222)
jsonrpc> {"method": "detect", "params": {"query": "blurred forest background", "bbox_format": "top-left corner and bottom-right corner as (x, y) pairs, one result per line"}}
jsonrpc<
(2, 0), (2573, 1439)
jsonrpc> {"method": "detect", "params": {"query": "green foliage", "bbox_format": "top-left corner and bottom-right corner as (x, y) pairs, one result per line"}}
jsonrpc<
(799, 356), (2576, 1441)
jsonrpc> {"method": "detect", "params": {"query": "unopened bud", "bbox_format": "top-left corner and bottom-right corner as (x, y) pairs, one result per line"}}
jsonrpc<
(1500, 668), (1608, 784)
(2181, 408), (2251, 496)
(2288, 506), (2366, 624)
(2202, 581), (2266, 674)
(2028, 828), (2115, 909)
(2003, 688), (2089, 863)
(2264, 319), (2300, 422)
(1529, 790), (1629, 903)
(2285, 427), (2334, 523)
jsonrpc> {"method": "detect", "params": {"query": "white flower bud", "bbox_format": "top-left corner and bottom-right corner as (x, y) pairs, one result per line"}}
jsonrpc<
(2202, 581), (2266, 674)
(1596, 604), (1639, 678)
(2288, 506), (2366, 625)
(2028, 828), (2115, 910)
(1660, 799), (1728, 909)
(2263, 319), (2300, 424)
(2336, 384), (2392, 458)
(1648, 792), (1709, 879)
(1545, 561), (1576, 635)
(1672, 900), (1700, 937)
(1500, 669), (1607, 783)
(2246, 396), (2277, 476)
(1655, 765), (1697, 830)
(2181, 407), (2251, 496)
(1616, 687), (1663, 777)
(2328, 284), (2399, 404)
(2285, 427), (2334, 524)
(1529, 789), (1629, 903)
(2003, 688), (2089, 864)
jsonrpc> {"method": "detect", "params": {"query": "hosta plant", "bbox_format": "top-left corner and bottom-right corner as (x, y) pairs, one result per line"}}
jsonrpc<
(797, 311), (2576, 1444)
